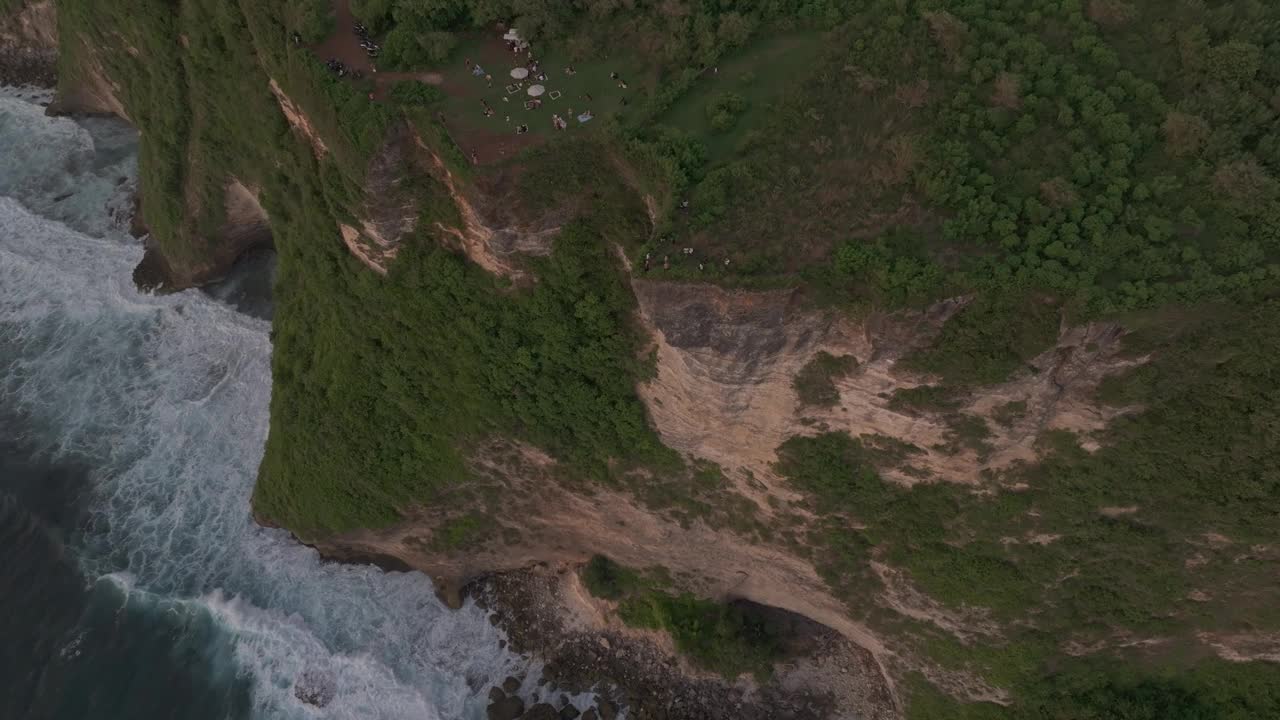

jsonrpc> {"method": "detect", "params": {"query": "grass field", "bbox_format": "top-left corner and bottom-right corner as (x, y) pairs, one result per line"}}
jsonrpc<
(434, 34), (650, 144)
(656, 33), (824, 165)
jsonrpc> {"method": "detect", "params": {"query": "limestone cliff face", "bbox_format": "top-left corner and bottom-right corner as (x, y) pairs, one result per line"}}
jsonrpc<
(632, 282), (1138, 490)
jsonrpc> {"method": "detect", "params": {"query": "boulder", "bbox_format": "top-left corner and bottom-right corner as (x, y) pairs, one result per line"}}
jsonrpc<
(487, 695), (525, 720)
(292, 670), (336, 708)
(502, 676), (522, 694)
(523, 703), (559, 720)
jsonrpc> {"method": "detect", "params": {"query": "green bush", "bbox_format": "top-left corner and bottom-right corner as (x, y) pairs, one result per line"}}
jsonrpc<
(388, 80), (445, 107)
(902, 294), (1060, 386)
(582, 555), (639, 600)
(706, 92), (748, 132)
(619, 593), (781, 680)
(793, 352), (859, 407)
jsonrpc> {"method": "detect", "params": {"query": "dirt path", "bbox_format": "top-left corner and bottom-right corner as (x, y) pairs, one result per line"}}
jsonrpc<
(313, 0), (445, 98)
(313, 0), (371, 73)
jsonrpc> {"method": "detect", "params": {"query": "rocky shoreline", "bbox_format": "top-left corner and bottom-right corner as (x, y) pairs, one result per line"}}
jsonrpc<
(0, 43), (55, 88)
(461, 564), (898, 720)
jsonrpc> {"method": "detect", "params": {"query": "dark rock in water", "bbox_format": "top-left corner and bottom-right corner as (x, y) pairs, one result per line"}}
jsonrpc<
(293, 669), (336, 708)
(132, 246), (173, 294)
(523, 703), (559, 720)
(580, 710), (598, 720)
(487, 695), (525, 720)
(435, 579), (464, 610)
(488, 686), (506, 702)
(559, 703), (581, 720)
(596, 699), (618, 720)
(502, 675), (522, 694)
(558, 694), (571, 708)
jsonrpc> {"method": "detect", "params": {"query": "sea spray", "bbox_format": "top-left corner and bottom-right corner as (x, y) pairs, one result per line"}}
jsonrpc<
(0, 86), (527, 719)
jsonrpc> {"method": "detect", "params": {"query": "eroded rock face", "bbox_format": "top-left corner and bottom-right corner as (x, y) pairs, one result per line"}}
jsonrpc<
(328, 122), (564, 278)
(336, 123), (424, 274)
(417, 133), (559, 283)
(632, 281), (1139, 489)
(269, 79), (328, 157)
(0, 0), (57, 87)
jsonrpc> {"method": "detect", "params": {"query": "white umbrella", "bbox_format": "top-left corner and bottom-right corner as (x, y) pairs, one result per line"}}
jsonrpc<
(510, 67), (529, 79)
(527, 84), (545, 97)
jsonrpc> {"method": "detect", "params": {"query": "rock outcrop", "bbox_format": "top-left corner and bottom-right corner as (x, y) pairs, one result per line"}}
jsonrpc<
(133, 179), (273, 292)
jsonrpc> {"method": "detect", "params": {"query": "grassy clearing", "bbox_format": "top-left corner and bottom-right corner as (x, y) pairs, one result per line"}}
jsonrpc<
(656, 33), (824, 165)
(433, 34), (649, 144)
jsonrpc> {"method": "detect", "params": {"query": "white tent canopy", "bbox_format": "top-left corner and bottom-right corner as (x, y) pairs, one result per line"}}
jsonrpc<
(510, 67), (529, 79)
(527, 84), (545, 97)
(503, 29), (520, 42)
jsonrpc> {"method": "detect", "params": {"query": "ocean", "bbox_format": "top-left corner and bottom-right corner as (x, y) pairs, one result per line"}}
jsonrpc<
(0, 85), (526, 720)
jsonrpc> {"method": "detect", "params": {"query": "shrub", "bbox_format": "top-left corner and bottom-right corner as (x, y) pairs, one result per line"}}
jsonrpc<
(706, 92), (748, 133)
(793, 352), (859, 407)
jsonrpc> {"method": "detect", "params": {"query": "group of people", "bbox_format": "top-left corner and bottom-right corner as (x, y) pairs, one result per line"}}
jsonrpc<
(468, 34), (626, 138)
(466, 59), (495, 87)
(640, 221), (732, 271)
(352, 22), (380, 58)
(324, 58), (362, 80)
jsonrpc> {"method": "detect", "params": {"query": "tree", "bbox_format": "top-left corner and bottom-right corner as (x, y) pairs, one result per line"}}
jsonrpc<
(1206, 41), (1262, 83)
(1161, 111), (1209, 157)
(716, 11), (754, 50)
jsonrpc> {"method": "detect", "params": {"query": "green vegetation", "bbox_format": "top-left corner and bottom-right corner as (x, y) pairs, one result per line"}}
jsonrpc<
(777, 298), (1280, 715)
(287, 0), (334, 44)
(902, 294), (1061, 385)
(40, 0), (1280, 716)
(387, 79), (445, 107)
(582, 556), (782, 680)
(887, 384), (963, 414)
(258, 216), (674, 533)
(793, 351), (858, 407)
(661, 0), (1280, 314)
(581, 554), (644, 600)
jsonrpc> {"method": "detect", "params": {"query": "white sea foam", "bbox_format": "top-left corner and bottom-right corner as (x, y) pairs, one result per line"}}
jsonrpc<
(0, 86), (527, 719)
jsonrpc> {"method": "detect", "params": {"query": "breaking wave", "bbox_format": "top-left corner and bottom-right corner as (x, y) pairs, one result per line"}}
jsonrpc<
(0, 85), (524, 719)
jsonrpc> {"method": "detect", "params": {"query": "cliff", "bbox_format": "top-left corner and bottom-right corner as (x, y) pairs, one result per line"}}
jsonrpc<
(20, 2), (1280, 719)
